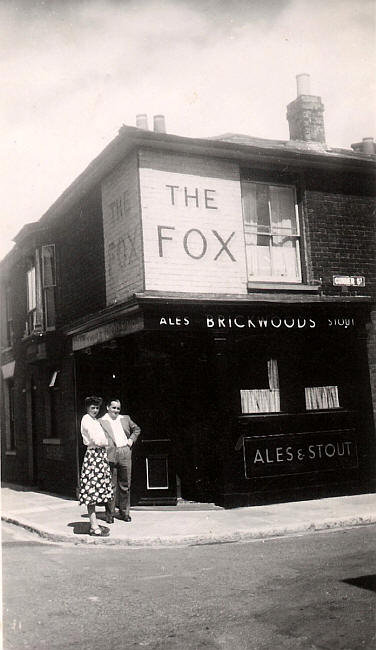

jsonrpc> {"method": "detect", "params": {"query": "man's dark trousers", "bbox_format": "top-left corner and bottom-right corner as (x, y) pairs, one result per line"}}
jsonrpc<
(106, 446), (132, 517)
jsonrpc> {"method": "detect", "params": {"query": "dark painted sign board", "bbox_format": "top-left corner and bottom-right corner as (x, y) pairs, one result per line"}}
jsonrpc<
(143, 304), (365, 334)
(242, 429), (358, 479)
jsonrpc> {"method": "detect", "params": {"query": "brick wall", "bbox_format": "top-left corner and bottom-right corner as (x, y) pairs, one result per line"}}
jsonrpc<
(304, 190), (375, 290)
(139, 149), (247, 294)
(0, 356), (29, 485)
(102, 151), (144, 305)
(304, 184), (376, 436)
(8, 255), (28, 343)
(36, 352), (78, 495)
(58, 185), (106, 324)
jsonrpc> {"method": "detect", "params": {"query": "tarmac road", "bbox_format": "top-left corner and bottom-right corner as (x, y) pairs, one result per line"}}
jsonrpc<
(3, 521), (375, 650)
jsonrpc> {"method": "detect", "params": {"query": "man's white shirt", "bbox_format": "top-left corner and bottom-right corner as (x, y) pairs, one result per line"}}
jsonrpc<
(101, 413), (129, 447)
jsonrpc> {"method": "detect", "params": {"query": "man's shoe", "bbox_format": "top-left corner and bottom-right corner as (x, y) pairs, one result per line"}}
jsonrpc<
(105, 514), (114, 524)
(119, 512), (132, 522)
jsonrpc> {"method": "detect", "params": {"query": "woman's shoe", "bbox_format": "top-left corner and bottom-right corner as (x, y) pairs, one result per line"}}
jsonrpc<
(105, 514), (114, 524)
(89, 526), (110, 537)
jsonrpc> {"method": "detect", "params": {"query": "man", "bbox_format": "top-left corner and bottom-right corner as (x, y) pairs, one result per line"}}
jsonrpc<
(100, 398), (141, 523)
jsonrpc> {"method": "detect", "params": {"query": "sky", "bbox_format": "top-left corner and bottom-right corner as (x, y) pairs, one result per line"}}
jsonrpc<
(1, 0), (375, 261)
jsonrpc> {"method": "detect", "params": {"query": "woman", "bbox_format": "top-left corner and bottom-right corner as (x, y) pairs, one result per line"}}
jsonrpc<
(79, 396), (113, 536)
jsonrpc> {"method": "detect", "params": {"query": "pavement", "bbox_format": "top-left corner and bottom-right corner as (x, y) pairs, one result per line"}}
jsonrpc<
(2, 483), (376, 547)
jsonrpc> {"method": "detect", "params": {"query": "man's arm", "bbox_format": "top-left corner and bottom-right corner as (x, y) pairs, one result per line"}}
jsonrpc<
(123, 416), (141, 446)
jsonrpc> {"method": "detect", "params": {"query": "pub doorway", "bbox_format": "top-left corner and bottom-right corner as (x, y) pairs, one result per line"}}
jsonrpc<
(128, 332), (220, 503)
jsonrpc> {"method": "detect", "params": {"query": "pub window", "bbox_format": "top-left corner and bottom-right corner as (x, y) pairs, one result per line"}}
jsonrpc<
(4, 378), (16, 451)
(42, 245), (56, 330)
(305, 386), (340, 410)
(240, 359), (280, 413)
(241, 181), (301, 282)
(26, 260), (37, 335)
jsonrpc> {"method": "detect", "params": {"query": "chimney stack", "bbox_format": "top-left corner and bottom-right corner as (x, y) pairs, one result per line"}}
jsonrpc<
(136, 114), (149, 130)
(153, 114), (166, 133)
(286, 74), (326, 143)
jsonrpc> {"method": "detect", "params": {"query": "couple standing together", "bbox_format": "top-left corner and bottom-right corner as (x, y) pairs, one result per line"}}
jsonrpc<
(79, 396), (141, 537)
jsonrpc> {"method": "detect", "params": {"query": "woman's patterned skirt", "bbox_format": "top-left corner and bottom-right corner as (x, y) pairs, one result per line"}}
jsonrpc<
(79, 447), (113, 506)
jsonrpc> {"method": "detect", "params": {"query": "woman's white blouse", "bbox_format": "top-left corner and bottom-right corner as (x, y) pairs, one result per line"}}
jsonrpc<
(81, 413), (108, 448)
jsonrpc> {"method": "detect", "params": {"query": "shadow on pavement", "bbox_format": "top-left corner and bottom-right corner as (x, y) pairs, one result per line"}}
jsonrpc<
(342, 574), (376, 593)
(68, 522), (91, 535)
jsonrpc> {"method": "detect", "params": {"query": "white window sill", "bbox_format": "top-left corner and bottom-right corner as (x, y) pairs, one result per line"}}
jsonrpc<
(5, 450), (16, 456)
(42, 438), (61, 445)
(247, 282), (320, 292)
(239, 412), (283, 417)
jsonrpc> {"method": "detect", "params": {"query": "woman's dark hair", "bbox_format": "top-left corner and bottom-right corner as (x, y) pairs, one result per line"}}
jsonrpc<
(84, 396), (103, 409)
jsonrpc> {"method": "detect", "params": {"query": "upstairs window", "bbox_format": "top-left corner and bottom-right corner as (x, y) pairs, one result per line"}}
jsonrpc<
(25, 245), (56, 336)
(26, 260), (37, 335)
(241, 181), (301, 283)
(42, 245), (56, 330)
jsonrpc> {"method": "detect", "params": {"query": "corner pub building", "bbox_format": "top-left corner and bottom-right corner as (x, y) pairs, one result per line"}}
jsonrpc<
(1, 75), (376, 507)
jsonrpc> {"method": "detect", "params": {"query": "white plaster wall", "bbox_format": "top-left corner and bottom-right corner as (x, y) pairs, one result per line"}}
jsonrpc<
(139, 152), (248, 294)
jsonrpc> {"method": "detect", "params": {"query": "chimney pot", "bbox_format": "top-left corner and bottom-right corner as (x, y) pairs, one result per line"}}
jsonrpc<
(296, 73), (311, 96)
(351, 137), (375, 154)
(153, 114), (166, 133)
(136, 114), (149, 130)
(362, 137), (375, 154)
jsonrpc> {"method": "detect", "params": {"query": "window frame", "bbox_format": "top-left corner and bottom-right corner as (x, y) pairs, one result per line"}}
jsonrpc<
(241, 180), (302, 283)
(237, 348), (349, 416)
(26, 260), (37, 335)
(24, 245), (57, 337)
(41, 244), (56, 331)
